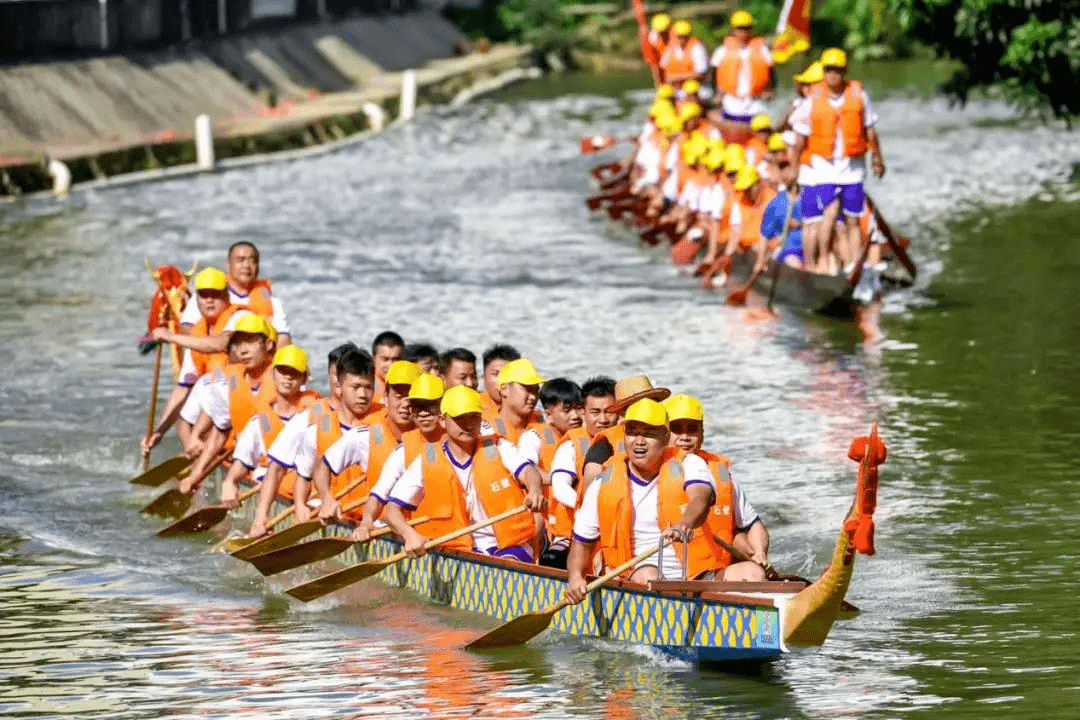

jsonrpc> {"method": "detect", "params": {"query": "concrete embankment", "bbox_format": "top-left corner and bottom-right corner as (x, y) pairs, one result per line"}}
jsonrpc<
(0, 9), (535, 196)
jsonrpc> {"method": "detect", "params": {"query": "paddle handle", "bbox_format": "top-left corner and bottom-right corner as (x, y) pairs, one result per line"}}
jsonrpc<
(144, 342), (163, 472)
(386, 505), (529, 564)
(712, 534), (779, 580)
(237, 483), (262, 502)
(367, 515), (430, 541)
(268, 474), (369, 527)
(549, 543), (665, 615)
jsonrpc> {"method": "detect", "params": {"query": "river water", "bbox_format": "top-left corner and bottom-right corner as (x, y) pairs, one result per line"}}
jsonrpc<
(1, 65), (1078, 719)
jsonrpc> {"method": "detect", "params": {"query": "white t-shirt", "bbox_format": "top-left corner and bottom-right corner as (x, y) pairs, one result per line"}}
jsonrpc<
(371, 444), (407, 503)
(178, 373), (213, 424)
(710, 42), (773, 118)
(293, 420), (358, 480)
(516, 429), (542, 465)
(175, 310), (250, 387)
(549, 439), (582, 510)
(321, 426), (372, 478)
(572, 454), (757, 578)
(231, 412), (295, 480)
(790, 86), (878, 185)
(266, 409), (312, 469)
(180, 284), (291, 335)
(388, 439), (534, 553)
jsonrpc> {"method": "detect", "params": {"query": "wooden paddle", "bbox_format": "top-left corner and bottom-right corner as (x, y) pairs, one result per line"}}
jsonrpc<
(248, 515), (431, 576)
(228, 476), (370, 559)
(143, 342), (163, 472)
(670, 237), (702, 265)
(156, 484), (262, 537)
(867, 194), (917, 279)
(234, 494), (370, 562)
(286, 505), (529, 602)
(139, 453), (226, 518)
(465, 543), (664, 649)
(590, 161), (621, 180)
(130, 454), (192, 486)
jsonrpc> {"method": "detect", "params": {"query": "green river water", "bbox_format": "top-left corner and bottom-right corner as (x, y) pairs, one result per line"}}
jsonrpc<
(0, 61), (1078, 718)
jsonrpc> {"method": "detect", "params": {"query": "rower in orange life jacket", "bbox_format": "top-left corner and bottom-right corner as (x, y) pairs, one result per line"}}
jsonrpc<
(545, 377), (618, 569)
(353, 373), (449, 542)
(245, 342), (359, 538)
(662, 394), (769, 581)
(313, 360), (425, 523)
(142, 267), (245, 460)
(381, 385), (547, 563)
(217, 345), (319, 506)
(659, 19), (708, 86)
(478, 343), (520, 424)
(370, 330), (404, 408)
(745, 113), (774, 168)
(287, 347), (382, 523)
(178, 242), (292, 346)
(564, 399), (732, 603)
(580, 374), (672, 490)
(490, 358), (546, 443)
(178, 313), (277, 494)
(790, 48), (886, 275)
(710, 11), (774, 125)
(645, 14), (672, 83)
(722, 164), (778, 273)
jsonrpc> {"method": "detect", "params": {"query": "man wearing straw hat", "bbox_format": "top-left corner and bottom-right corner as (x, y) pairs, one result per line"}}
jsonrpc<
(580, 374), (671, 489)
(565, 398), (730, 601)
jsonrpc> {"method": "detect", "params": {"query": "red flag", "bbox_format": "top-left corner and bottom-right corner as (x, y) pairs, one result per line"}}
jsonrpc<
(773, 0), (811, 63)
(631, 0), (659, 65)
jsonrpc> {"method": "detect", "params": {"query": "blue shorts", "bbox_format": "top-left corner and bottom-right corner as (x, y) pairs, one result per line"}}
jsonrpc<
(484, 544), (534, 563)
(801, 183), (865, 221)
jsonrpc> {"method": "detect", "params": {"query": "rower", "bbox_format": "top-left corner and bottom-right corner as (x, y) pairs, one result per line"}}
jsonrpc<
(179, 242), (291, 346)
(381, 385), (546, 562)
(564, 399), (730, 599)
(438, 347), (478, 389)
(404, 343), (440, 374)
(779, 61), (823, 132)
(141, 267), (243, 459)
(492, 358), (545, 443)
(745, 114), (773, 168)
(352, 373), (448, 542)
(722, 165), (778, 274)
(246, 342), (357, 537)
(580, 374), (671, 489)
(760, 156), (806, 268)
(479, 343), (521, 423)
(313, 360), (425, 522)
(659, 20), (708, 86)
(645, 14), (672, 83)
(178, 314), (277, 494)
(663, 393), (768, 580)
(371, 330), (404, 405)
(709, 10), (774, 128)
(791, 48), (885, 274)
(218, 346), (319, 507)
(289, 348), (377, 522)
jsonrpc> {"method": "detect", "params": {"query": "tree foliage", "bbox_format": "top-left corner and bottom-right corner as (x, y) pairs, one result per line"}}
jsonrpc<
(899, 0), (1080, 120)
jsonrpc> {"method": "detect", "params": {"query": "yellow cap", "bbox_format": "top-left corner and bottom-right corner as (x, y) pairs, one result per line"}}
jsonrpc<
(733, 164), (759, 191)
(673, 19), (692, 36)
(650, 100), (674, 118)
(682, 141), (703, 165)
(681, 79), (701, 95)
(441, 385), (484, 417)
(409, 373), (445, 401)
(651, 13), (671, 32)
(767, 133), (787, 152)
(701, 147), (725, 171)
(750, 113), (772, 132)
(730, 10), (753, 28)
(724, 143), (746, 172)
(233, 313), (271, 337)
(194, 267), (228, 291)
(663, 393), (704, 422)
(497, 358), (545, 388)
(679, 102), (702, 120)
(273, 345), (308, 373)
(820, 48), (848, 69)
(655, 84), (675, 100)
(386, 360), (424, 388)
(624, 398), (668, 428)
(794, 61), (824, 84)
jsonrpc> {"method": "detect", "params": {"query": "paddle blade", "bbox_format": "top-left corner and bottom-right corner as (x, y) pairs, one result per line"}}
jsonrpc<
(248, 537), (354, 576)
(465, 607), (560, 649)
(586, 196), (603, 211)
(130, 455), (191, 486)
(670, 238), (701, 265)
(725, 288), (749, 305)
(157, 505), (230, 537)
(286, 559), (391, 602)
(232, 519), (323, 560)
(141, 489), (192, 518)
(211, 535), (252, 554)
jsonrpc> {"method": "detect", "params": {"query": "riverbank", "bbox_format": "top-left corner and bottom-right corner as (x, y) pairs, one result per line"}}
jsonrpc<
(0, 12), (536, 198)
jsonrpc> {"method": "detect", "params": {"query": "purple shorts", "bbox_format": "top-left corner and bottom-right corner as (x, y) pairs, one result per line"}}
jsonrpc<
(801, 183), (865, 221)
(722, 111), (755, 123)
(484, 544), (534, 563)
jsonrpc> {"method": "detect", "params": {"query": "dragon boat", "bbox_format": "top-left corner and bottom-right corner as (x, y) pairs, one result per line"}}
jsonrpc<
(192, 424), (886, 664)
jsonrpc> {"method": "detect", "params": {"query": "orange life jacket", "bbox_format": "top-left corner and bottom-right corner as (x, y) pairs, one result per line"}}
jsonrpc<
(492, 415), (530, 445)
(546, 426), (593, 539)
(592, 424), (626, 457)
(230, 279), (274, 320)
(256, 392), (319, 499)
(316, 411), (365, 506)
(413, 438), (535, 552)
(746, 135), (769, 167)
(645, 30), (667, 67)
(595, 447), (728, 579)
(190, 304), (243, 376)
(660, 37), (703, 78)
(714, 36), (771, 97)
(219, 362), (275, 450)
(479, 392), (500, 424)
(804, 80), (869, 161)
(696, 450), (735, 568)
(355, 415), (408, 519)
(736, 185), (778, 249)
